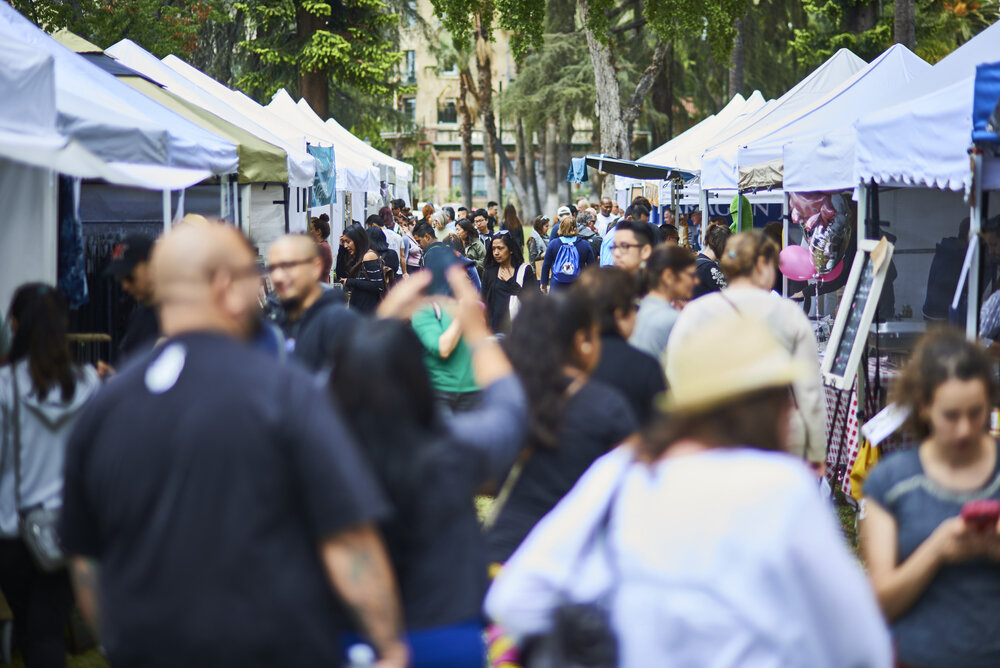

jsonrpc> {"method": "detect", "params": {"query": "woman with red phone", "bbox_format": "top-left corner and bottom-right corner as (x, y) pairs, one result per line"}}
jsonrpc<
(860, 329), (1000, 668)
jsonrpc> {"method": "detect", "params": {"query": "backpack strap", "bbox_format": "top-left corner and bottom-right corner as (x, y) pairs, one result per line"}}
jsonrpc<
(515, 262), (529, 287)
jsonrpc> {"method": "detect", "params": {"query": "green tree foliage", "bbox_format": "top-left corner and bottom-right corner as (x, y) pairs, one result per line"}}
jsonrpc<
(11, 0), (222, 57)
(233, 0), (403, 100)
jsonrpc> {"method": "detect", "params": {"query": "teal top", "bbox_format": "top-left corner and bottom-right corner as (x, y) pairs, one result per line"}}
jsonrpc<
(411, 304), (479, 393)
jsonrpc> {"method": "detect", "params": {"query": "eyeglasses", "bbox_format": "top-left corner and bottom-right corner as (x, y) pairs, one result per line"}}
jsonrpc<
(610, 242), (643, 253)
(266, 258), (314, 275)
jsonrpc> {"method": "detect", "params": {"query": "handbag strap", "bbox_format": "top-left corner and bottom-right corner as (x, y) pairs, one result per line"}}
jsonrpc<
(483, 375), (588, 530)
(9, 366), (24, 522)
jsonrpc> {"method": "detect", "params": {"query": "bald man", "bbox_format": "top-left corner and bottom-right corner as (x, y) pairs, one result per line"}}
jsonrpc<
(267, 234), (359, 371)
(59, 224), (408, 668)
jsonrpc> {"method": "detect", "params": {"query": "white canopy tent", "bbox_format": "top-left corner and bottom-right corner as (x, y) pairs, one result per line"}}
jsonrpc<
(700, 49), (868, 192)
(855, 20), (1000, 192)
(106, 39), (323, 248)
(313, 104), (414, 184)
(265, 90), (380, 192)
(106, 41), (315, 189)
(0, 36), (214, 310)
(0, 3), (236, 175)
(850, 20), (1000, 340)
(739, 45), (930, 191)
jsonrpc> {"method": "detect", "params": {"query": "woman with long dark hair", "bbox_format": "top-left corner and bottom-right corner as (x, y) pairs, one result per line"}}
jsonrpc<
(339, 224), (385, 314)
(0, 283), (101, 668)
(367, 224), (398, 288)
(481, 232), (537, 335)
(485, 290), (637, 565)
(330, 269), (527, 668)
(501, 204), (526, 255)
(486, 313), (891, 667)
(860, 329), (1000, 668)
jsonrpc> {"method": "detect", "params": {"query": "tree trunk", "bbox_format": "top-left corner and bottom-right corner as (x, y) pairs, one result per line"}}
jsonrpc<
(845, 0), (878, 33)
(457, 70), (475, 209)
(544, 119), (559, 216)
(728, 19), (745, 98)
(475, 15), (501, 205)
(894, 0), (916, 50)
(560, 111), (573, 204)
(516, 119), (540, 218)
(581, 0), (628, 198)
(296, 4), (329, 118)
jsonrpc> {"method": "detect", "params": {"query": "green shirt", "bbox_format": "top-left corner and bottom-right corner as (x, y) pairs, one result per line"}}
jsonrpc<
(411, 304), (479, 393)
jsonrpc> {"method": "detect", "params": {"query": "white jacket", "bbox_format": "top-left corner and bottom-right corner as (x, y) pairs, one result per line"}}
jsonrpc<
(486, 446), (891, 668)
(664, 287), (828, 463)
(0, 361), (100, 536)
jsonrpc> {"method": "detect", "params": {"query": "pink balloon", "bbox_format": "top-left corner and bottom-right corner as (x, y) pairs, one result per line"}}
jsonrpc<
(817, 259), (844, 282)
(780, 245), (815, 281)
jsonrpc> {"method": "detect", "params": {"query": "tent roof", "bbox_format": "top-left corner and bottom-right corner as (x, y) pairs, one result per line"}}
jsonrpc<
(265, 90), (380, 191)
(854, 21), (1000, 192)
(700, 48), (867, 191)
(51, 28), (101, 54)
(300, 101), (414, 183)
(0, 5), (236, 174)
(0, 37), (210, 188)
(107, 39), (315, 187)
(738, 44), (930, 191)
(68, 37), (287, 184)
(162, 53), (323, 187)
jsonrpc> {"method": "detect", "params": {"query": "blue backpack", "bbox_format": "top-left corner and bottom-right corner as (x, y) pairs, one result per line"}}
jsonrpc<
(553, 238), (581, 282)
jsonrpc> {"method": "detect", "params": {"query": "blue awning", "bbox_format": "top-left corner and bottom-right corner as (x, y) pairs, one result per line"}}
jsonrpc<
(972, 60), (1000, 146)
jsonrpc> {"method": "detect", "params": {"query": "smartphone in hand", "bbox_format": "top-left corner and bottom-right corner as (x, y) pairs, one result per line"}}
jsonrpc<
(960, 499), (1000, 532)
(423, 245), (459, 296)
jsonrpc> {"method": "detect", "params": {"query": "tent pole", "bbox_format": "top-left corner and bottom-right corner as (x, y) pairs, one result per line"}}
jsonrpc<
(176, 189), (185, 220)
(968, 151), (984, 340)
(162, 190), (172, 232)
(782, 191), (790, 298)
(241, 184), (252, 235)
(736, 190), (744, 232)
(856, 182), (867, 244)
(699, 186), (709, 249)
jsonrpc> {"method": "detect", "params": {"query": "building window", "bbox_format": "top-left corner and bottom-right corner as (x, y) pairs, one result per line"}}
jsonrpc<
(404, 50), (416, 84)
(404, 0), (417, 27)
(437, 99), (457, 124)
(402, 97), (416, 122)
(450, 158), (487, 197)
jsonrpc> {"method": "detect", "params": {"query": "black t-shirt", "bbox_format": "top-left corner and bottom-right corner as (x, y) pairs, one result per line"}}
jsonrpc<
(693, 253), (727, 299)
(59, 332), (388, 668)
(118, 302), (159, 362)
(486, 380), (636, 564)
(591, 334), (666, 427)
(277, 289), (359, 372)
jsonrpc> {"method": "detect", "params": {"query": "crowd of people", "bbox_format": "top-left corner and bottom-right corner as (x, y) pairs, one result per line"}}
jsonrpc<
(1, 195), (999, 668)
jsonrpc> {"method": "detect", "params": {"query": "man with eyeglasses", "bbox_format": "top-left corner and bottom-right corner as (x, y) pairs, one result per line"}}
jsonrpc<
(267, 234), (359, 371)
(609, 219), (654, 283)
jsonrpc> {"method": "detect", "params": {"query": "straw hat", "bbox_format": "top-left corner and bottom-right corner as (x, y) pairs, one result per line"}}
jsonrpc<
(662, 312), (810, 413)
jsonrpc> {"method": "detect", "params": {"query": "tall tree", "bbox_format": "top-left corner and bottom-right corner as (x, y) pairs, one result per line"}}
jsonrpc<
(234, 0), (403, 120)
(728, 18), (745, 98)
(894, 0), (916, 49)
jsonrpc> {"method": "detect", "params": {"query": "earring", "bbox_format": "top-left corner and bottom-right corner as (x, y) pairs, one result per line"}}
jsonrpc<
(580, 342), (593, 354)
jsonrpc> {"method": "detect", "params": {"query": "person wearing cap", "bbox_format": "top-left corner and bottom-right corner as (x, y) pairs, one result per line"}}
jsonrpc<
(665, 231), (827, 469)
(485, 310), (892, 668)
(104, 234), (160, 364)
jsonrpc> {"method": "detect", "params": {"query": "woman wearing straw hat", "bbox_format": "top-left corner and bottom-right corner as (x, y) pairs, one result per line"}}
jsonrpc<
(485, 312), (891, 668)
(664, 230), (827, 472)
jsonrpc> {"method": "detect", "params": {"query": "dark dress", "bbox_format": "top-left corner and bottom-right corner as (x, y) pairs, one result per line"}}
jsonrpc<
(591, 334), (666, 427)
(482, 263), (537, 334)
(486, 379), (637, 564)
(344, 256), (385, 314)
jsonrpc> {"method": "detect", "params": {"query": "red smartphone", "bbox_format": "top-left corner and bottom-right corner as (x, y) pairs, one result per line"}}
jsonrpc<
(960, 499), (1000, 532)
